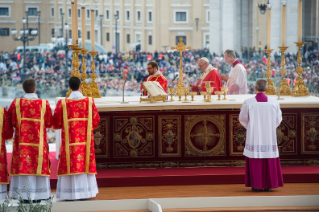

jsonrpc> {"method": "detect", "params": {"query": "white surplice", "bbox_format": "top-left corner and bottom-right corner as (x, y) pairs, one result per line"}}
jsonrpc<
(0, 184), (7, 200)
(239, 96), (282, 158)
(226, 61), (248, 94)
(55, 91), (99, 200)
(9, 93), (51, 200)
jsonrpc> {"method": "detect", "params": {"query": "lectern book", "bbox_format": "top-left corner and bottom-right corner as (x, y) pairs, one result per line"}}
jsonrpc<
(142, 81), (167, 97)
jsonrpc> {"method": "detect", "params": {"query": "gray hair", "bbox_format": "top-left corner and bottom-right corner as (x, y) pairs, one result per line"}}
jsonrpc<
(224, 49), (236, 59)
(255, 79), (268, 91)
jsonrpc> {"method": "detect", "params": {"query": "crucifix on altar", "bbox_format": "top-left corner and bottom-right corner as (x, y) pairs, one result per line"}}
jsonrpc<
(171, 37), (191, 91)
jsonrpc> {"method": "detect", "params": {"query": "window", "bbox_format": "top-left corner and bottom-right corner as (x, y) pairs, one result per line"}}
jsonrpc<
(149, 35), (152, 45)
(86, 9), (90, 19)
(78, 9), (81, 18)
(69, 30), (72, 38)
(87, 31), (90, 39)
(28, 7), (37, 16)
(127, 34), (130, 43)
(95, 10), (98, 18)
(0, 7), (9, 16)
(148, 11), (152, 22)
(136, 10), (141, 22)
(50, 7), (54, 18)
(206, 10), (210, 23)
(0, 28), (10, 36)
(58, 28), (62, 37)
(51, 28), (55, 37)
(176, 36), (186, 45)
(59, 8), (63, 18)
(105, 9), (109, 20)
(126, 10), (130, 21)
(68, 8), (71, 18)
(78, 29), (81, 38)
(115, 10), (120, 20)
(106, 32), (109, 41)
(176, 12), (186, 21)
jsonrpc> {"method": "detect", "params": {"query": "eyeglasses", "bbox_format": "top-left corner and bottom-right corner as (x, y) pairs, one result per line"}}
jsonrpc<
(147, 68), (153, 70)
(199, 63), (207, 68)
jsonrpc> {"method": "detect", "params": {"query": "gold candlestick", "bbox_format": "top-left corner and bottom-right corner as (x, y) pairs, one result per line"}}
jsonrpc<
(264, 49), (276, 95)
(81, 49), (91, 97)
(278, 46), (291, 95)
(66, 42), (81, 97)
(292, 42), (309, 96)
(89, 51), (101, 98)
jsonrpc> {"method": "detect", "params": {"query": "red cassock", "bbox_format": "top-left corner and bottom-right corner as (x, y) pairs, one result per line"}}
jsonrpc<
(8, 99), (52, 176)
(192, 69), (222, 94)
(141, 74), (168, 95)
(0, 107), (13, 184)
(53, 97), (100, 176)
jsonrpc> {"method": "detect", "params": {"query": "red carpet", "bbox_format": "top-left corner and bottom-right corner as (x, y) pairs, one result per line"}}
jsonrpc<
(6, 153), (319, 188)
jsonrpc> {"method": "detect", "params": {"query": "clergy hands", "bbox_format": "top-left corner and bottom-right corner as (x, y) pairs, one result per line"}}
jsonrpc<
(220, 75), (229, 82)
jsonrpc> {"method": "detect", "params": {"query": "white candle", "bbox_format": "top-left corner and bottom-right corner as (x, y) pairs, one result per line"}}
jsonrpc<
(282, 2), (286, 46)
(74, 0), (78, 43)
(81, 6), (85, 49)
(267, 5), (271, 49)
(91, 8), (95, 52)
(71, 1), (75, 45)
(298, 0), (302, 42)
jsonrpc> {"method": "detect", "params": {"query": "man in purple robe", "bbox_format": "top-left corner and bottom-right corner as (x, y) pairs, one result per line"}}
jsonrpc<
(239, 79), (284, 192)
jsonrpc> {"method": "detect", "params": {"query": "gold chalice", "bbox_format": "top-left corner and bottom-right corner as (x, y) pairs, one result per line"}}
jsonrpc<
(221, 87), (228, 100)
(204, 87), (214, 102)
(201, 92), (207, 100)
(176, 89), (184, 101)
(183, 87), (189, 101)
(189, 92), (197, 101)
(215, 91), (224, 100)
(168, 87), (175, 101)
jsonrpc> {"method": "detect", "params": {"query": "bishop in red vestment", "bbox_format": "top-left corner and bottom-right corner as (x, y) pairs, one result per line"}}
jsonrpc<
(8, 79), (52, 201)
(53, 77), (100, 200)
(190, 57), (222, 94)
(0, 107), (13, 200)
(141, 61), (167, 95)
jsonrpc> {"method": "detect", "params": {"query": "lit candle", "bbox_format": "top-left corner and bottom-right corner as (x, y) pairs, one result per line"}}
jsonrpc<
(298, 0), (302, 42)
(74, 0), (78, 42)
(91, 7), (95, 52)
(81, 6), (85, 49)
(267, 4), (271, 49)
(71, 1), (75, 45)
(282, 2), (286, 46)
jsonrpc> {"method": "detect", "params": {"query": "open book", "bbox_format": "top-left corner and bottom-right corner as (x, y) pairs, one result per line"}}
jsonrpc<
(142, 81), (167, 97)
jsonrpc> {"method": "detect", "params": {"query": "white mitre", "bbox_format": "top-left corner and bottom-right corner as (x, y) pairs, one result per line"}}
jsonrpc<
(200, 57), (209, 63)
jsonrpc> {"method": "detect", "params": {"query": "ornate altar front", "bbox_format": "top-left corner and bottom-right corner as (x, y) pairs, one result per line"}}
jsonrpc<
(88, 95), (319, 169)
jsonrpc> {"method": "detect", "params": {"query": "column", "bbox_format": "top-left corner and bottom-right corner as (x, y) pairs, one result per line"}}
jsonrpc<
(286, 0), (298, 53)
(270, 0), (281, 51)
(209, 0), (221, 54)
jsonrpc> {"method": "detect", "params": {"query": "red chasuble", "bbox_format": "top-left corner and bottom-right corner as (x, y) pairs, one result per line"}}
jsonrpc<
(192, 69), (222, 94)
(141, 74), (168, 94)
(0, 107), (13, 184)
(8, 99), (52, 176)
(53, 97), (100, 176)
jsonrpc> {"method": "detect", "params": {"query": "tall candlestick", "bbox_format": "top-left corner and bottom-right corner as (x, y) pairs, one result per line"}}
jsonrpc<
(282, 2), (286, 46)
(81, 6), (85, 49)
(267, 4), (271, 49)
(298, 0), (302, 42)
(91, 8), (95, 52)
(71, 1), (75, 45)
(74, 0), (78, 42)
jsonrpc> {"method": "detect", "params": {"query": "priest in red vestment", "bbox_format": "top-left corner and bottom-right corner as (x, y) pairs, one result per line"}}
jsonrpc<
(190, 57), (222, 94)
(53, 77), (100, 200)
(0, 107), (13, 200)
(141, 61), (167, 95)
(8, 79), (52, 202)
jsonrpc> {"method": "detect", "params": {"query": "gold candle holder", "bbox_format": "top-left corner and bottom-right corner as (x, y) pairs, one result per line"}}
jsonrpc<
(81, 49), (91, 97)
(66, 42), (81, 97)
(183, 87), (189, 101)
(89, 51), (101, 98)
(278, 46), (292, 95)
(264, 49), (277, 95)
(204, 87), (214, 102)
(292, 42), (309, 96)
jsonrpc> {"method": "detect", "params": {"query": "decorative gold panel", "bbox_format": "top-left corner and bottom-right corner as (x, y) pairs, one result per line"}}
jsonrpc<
(113, 116), (155, 158)
(94, 117), (110, 158)
(158, 115), (181, 157)
(185, 115), (226, 157)
(229, 115), (246, 156)
(301, 113), (319, 154)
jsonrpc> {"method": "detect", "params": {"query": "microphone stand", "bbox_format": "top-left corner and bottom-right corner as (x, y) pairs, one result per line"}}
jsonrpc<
(167, 74), (178, 89)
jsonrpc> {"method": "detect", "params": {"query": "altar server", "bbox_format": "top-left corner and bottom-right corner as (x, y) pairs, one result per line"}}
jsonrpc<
(239, 79), (283, 192)
(0, 107), (13, 200)
(221, 50), (247, 94)
(8, 79), (52, 202)
(190, 57), (222, 94)
(141, 61), (167, 94)
(53, 77), (100, 200)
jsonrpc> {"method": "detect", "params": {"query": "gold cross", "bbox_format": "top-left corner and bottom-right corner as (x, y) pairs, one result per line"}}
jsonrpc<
(190, 120), (219, 151)
(171, 37), (191, 88)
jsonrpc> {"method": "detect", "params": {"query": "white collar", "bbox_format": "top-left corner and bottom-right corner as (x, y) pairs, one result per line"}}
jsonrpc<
(23, 93), (38, 99)
(68, 91), (84, 100)
(151, 70), (162, 76)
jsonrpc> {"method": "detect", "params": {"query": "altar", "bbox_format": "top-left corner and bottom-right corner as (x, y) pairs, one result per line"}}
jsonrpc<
(70, 95), (319, 170)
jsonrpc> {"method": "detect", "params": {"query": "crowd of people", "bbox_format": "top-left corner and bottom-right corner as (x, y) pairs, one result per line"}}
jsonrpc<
(0, 45), (318, 97)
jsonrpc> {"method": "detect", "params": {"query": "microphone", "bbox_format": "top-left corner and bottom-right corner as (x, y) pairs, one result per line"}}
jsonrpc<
(167, 74), (178, 88)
